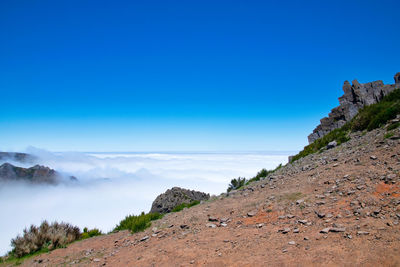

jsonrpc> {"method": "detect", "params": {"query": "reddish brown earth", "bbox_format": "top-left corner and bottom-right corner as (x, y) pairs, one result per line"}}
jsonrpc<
(4, 128), (400, 266)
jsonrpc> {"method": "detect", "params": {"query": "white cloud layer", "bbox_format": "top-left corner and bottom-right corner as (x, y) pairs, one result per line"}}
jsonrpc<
(0, 149), (291, 255)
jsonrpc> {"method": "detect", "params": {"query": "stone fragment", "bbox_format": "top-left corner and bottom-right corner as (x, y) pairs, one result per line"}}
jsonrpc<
(330, 227), (346, 232)
(357, 231), (370, 235)
(140, 236), (149, 242)
(208, 216), (218, 222)
(320, 228), (330, 234)
(247, 211), (257, 217)
(327, 141), (337, 149)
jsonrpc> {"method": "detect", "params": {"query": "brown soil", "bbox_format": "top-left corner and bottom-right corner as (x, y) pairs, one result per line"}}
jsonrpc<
(3, 128), (400, 266)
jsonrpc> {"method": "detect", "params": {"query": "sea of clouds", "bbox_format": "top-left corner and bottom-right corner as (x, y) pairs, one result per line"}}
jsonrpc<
(0, 148), (292, 255)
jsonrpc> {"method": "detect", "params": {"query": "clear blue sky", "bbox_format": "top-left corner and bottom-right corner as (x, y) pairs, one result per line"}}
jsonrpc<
(0, 0), (399, 152)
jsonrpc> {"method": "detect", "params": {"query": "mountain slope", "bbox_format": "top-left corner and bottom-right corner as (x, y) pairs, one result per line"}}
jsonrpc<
(10, 126), (400, 266)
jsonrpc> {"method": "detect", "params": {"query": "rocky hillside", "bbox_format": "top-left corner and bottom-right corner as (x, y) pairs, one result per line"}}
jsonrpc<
(308, 72), (400, 143)
(0, 163), (77, 185)
(6, 122), (399, 266)
(2, 75), (400, 266)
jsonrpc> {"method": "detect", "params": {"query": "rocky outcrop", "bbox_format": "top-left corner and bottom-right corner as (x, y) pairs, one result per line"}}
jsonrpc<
(150, 187), (210, 214)
(0, 152), (36, 163)
(308, 72), (400, 143)
(0, 163), (77, 184)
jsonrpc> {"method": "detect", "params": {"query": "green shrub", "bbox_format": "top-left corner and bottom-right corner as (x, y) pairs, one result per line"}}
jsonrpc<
(114, 212), (163, 233)
(171, 200), (200, 212)
(245, 164), (283, 185)
(10, 221), (81, 258)
(80, 227), (102, 240)
(388, 122), (400, 131)
(227, 177), (246, 192)
(291, 127), (350, 162)
(385, 132), (394, 139)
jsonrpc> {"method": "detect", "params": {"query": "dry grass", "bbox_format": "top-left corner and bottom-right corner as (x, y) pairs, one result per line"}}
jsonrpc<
(11, 221), (80, 258)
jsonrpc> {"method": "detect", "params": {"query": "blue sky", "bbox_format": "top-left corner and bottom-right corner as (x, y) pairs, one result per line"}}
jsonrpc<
(0, 0), (399, 152)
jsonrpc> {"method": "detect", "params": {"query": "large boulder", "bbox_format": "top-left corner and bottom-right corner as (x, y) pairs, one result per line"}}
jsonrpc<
(150, 187), (210, 214)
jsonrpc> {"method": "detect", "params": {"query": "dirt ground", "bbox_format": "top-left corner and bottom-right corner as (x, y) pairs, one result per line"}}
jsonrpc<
(4, 128), (400, 266)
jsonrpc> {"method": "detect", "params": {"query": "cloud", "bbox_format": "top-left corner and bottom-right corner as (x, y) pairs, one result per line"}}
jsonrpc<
(0, 148), (291, 255)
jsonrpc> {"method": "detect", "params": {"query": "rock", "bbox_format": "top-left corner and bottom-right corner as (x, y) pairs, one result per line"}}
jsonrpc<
(140, 236), (149, 241)
(0, 163), (76, 184)
(330, 227), (346, 232)
(93, 258), (101, 262)
(288, 241), (296, 245)
(247, 211), (257, 217)
(327, 141), (337, 149)
(357, 231), (370, 235)
(150, 187), (210, 214)
(208, 216), (218, 222)
(308, 73), (398, 143)
(316, 211), (325, 218)
(206, 223), (216, 228)
(180, 224), (189, 229)
(282, 228), (291, 234)
(320, 228), (330, 234)
(298, 219), (308, 224)
(370, 155), (378, 160)
(220, 217), (229, 223)
(296, 199), (304, 205)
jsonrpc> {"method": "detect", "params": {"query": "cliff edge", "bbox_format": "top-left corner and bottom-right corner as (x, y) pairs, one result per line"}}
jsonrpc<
(308, 72), (400, 143)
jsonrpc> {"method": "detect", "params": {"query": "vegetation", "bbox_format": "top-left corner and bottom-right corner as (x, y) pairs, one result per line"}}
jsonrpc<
(113, 212), (163, 234)
(388, 122), (400, 131)
(171, 200), (200, 212)
(291, 88), (400, 162)
(1, 246), (51, 265)
(385, 132), (394, 139)
(245, 164), (282, 185)
(80, 227), (102, 240)
(227, 177), (246, 192)
(227, 164), (284, 192)
(9, 221), (81, 258)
